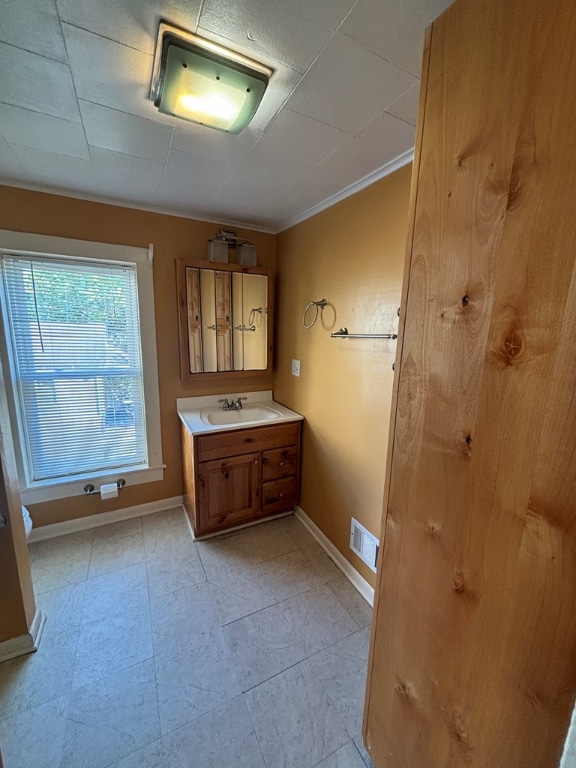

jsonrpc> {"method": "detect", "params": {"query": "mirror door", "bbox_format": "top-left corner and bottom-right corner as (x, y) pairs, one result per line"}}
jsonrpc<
(242, 273), (267, 371)
(177, 259), (272, 381)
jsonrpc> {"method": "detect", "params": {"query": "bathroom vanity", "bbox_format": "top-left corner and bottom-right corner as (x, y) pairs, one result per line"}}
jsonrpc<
(178, 392), (302, 538)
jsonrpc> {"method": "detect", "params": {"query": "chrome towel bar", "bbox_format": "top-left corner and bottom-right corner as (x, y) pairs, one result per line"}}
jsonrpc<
(330, 327), (398, 339)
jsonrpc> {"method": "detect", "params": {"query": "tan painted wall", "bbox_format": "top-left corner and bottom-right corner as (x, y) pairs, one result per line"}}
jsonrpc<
(274, 164), (412, 586)
(0, 186), (276, 527)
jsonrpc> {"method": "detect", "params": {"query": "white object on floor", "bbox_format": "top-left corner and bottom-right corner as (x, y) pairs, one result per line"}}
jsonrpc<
(22, 505), (32, 539)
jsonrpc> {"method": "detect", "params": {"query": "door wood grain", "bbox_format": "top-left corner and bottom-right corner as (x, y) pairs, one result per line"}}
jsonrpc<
(364, 0), (576, 765)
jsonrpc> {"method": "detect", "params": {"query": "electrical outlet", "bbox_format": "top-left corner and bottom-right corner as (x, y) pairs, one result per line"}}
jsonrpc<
(291, 359), (301, 377)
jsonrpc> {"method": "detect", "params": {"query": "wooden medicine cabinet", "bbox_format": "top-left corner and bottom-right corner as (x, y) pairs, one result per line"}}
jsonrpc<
(177, 259), (273, 382)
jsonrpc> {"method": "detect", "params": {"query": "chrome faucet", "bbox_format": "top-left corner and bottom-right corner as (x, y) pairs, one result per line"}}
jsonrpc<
(218, 397), (247, 411)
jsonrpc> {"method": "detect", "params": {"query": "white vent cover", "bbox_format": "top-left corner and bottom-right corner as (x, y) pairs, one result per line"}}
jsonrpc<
(350, 518), (379, 572)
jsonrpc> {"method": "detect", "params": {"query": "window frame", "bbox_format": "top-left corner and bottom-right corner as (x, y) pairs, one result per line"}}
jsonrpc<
(0, 230), (164, 504)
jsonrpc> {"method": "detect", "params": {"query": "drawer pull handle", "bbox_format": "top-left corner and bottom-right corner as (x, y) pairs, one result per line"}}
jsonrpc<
(279, 492), (284, 498)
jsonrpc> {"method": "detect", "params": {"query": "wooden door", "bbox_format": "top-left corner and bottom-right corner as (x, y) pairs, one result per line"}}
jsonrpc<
(197, 452), (261, 535)
(364, 0), (576, 766)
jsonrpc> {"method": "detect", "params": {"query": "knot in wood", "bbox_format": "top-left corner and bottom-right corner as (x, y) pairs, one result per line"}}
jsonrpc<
(506, 166), (522, 211)
(450, 710), (471, 747)
(394, 678), (413, 699)
(453, 571), (465, 593)
(492, 307), (525, 368)
(503, 332), (523, 360)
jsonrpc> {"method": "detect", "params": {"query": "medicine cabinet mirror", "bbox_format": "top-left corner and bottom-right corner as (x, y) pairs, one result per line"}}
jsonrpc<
(177, 259), (273, 381)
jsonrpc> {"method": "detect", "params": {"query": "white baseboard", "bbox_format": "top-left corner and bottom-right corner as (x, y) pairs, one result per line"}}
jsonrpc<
(28, 496), (184, 542)
(295, 505), (375, 607)
(0, 609), (46, 662)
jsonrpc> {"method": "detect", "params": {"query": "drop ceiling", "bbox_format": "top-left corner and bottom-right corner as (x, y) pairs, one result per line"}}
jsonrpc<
(0, 0), (453, 232)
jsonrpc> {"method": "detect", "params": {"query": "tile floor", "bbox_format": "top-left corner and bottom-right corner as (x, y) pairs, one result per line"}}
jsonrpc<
(0, 510), (376, 768)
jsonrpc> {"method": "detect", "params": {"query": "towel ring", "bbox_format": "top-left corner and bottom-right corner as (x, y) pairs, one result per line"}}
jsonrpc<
(303, 299), (328, 328)
(248, 306), (263, 326)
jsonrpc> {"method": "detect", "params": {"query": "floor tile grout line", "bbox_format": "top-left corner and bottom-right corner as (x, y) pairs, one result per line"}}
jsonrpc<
(310, 738), (358, 768)
(242, 690), (271, 768)
(240, 655), (315, 695)
(235, 623), (367, 696)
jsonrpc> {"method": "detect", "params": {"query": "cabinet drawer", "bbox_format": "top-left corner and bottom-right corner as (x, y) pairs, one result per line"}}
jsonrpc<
(262, 476), (297, 514)
(197, 421), (300, 462)
(262, 445), (299, 481)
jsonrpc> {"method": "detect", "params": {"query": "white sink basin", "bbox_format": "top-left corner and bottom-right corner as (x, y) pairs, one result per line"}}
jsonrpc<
(200, 404), (283, 426)
(178, 391), (303, 435)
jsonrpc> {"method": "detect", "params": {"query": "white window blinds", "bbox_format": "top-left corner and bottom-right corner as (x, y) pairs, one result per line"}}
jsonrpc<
(1, 254), (148, 483)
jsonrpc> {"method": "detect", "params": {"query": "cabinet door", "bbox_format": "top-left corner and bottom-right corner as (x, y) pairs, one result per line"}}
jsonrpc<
(197, 452), (261, 535)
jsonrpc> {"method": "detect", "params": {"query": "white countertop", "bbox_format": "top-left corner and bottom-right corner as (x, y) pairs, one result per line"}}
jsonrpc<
(177, 390), (303, 436)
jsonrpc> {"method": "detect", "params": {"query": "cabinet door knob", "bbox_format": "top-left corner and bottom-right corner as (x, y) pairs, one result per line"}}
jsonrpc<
(224, 472), (229, 480)
(280, 462), (285, 467)
(279, 492), (284, 498)
(254, 460), (259, 465)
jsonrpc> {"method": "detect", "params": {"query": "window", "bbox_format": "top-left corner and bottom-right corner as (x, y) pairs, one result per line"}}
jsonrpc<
(0, 232), (163, 503)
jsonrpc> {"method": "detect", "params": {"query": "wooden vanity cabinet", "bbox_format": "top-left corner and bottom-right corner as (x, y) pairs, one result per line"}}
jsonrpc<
(182, 421), (301, 537)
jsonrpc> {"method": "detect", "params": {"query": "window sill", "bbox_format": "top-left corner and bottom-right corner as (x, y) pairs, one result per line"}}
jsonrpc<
(20, 466), (165, 505)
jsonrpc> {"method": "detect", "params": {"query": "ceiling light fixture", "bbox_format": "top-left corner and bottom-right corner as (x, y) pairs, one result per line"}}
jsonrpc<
(150, 22), (272, 134)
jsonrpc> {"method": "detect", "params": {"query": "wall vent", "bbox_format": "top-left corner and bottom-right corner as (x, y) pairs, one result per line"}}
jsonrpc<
(350, 518), (379, 572)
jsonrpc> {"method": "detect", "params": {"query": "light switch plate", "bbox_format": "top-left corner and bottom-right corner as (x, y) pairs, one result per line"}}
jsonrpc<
(291, 359), (301, 377)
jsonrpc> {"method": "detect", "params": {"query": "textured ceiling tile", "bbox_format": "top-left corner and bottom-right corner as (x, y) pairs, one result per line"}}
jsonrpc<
(172, 123), (262, 165)
(385, 83), (420, 126)
(0, 135), (34, 183)
(0, 0), (67, 62)
(255, 110), (349, 168)
(90, 146), (164, 186)
(158, 178), (220, 216)
(17, 174), (163, 212)
(199, 0), (356, 73)
(55, 0), (203, 55)
(339, 0), (454, 76)
(0, 43), (79, 121)
(162, 148), (237, 188)
(312, 111), (415, 192)
(219, 152), (306, 200)
(268, 180), (333, 221)
(285, 34), (417, 134)
(62, 25), (157, 122)
(0, 104), (89, 159)
(9, 144), (94, 187)
(74, 175), (164, 208)
(79, 101), (173, 163)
